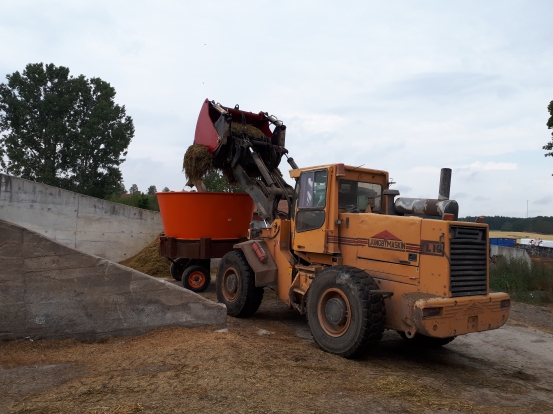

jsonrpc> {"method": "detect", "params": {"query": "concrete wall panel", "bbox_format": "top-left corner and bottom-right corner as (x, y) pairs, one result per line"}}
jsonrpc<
(0, 174), (162, 262)
(0, 220), (227, 341)
(490, 245), (532, 266)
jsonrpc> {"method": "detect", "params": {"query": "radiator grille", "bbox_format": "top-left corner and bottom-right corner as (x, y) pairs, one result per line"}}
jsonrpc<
(449, 226), (488, 297)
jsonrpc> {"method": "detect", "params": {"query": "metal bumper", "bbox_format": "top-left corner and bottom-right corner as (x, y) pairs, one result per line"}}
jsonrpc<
(402, 292), (511, 338)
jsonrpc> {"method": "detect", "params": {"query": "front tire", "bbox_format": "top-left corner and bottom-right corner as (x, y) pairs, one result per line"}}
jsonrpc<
(307, 266), (385, 358)
(216, 251), (264, 318)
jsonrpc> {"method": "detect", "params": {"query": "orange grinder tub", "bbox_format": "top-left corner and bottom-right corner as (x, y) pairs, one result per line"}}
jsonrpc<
(156, 192), (255, 240)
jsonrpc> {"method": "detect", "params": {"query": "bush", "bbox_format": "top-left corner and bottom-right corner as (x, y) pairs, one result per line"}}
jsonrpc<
(108, 193), (160, 211)
(490, 256), (553, 304)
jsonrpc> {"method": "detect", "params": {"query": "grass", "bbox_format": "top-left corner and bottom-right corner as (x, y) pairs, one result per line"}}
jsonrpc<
(108, 193), (160, 211)
(489, 231), (553, 241)
(490, 256), (553, 304)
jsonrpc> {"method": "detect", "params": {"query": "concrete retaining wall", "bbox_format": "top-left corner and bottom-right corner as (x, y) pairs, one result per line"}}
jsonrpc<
(491, 245), (532, 266)
(0, 220), (226, 341)
(515, 244), (553, 259)
(0, 174), (162, 262)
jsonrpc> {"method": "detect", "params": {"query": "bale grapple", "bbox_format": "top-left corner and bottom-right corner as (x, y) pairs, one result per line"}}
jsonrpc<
(194, 99), (297, 223)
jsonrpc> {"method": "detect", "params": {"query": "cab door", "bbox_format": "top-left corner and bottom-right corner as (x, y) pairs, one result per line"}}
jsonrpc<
(292, 169), (329, 253)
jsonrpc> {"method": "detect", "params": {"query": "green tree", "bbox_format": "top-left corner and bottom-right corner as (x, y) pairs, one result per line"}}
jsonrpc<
(137, 194), (150, 209)
(129, 184), (139, 194)
(114, 182), (127, 197)
(0, 63), (134, 198)
(147, 185), (157, 195)
(545, 100), (553, 175)
(162, 186), (170, 192)
(203, 170), (244, 192)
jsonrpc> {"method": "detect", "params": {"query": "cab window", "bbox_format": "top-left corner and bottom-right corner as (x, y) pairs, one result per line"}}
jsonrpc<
(296, 170), (327, 231)
(338, 180), (382, 212)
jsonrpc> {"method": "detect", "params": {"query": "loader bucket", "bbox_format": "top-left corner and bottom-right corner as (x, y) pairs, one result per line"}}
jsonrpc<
(194, 99), (276, 153)
(193, 99), (287, 173)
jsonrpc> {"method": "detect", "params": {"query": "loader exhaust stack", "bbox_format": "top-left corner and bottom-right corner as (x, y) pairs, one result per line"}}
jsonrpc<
(393, 167), (458, 220)
(438, 168), (452, 201)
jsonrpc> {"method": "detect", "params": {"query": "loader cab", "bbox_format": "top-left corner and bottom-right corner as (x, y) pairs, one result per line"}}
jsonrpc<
(290, 164), (389, 255)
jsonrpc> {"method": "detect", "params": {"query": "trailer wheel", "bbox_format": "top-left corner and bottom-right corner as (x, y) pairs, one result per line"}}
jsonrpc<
(170, 258), (190, 281)
(170, 258), (209, 281)
(307, 266), (385, 358)
(182, 265), (211, 293)
(399, 332), (456, 348)
(216, 251), (263, 318)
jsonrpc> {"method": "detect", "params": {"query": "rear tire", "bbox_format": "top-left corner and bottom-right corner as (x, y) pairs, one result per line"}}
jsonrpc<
(182, 265), (211, 293)
(399, 332), (456, 348)
(216, 251), (264, 318)
(306, 266), (385, 358)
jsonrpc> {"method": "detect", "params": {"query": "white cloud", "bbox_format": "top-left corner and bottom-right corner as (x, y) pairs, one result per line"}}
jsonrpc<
(453, 192), (469, 199)
(394, 185), (412, 195)
(409, 166), (441, 174)
(534, 196), (552, 205)
(460, 162), (518, 171)
(286, 113), (347, 135)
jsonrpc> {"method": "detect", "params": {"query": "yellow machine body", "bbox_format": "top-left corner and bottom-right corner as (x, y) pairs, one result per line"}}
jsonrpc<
(248, 164), (510, 339)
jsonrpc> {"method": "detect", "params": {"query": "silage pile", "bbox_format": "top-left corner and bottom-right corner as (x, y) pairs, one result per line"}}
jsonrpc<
(119, 237), (170, 278)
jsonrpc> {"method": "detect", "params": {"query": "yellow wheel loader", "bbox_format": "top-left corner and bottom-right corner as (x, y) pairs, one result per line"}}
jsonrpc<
(194, 99), (510, 358)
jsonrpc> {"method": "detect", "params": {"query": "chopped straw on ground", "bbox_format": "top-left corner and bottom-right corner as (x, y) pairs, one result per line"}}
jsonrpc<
(119, 237), (170, 278)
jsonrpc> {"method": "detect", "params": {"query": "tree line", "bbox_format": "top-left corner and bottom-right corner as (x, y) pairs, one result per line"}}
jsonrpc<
(459, 216), (553, 235)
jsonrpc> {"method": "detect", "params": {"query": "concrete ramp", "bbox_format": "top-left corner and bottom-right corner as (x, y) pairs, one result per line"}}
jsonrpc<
(0, 220), (226, 341)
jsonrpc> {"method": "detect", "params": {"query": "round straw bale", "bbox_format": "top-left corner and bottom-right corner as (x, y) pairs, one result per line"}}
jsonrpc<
(183, 144), (214, 181)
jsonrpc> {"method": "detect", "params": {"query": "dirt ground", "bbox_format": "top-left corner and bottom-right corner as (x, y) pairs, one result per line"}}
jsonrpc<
(1, 276), (553, 414)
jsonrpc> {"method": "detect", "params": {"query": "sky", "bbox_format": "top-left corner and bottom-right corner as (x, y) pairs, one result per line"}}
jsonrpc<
(1, 0), (552, 218)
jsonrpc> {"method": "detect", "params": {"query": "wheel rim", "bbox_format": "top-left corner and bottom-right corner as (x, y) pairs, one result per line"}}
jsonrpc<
(221, 267), (240, 302)
(188, 271), (206, 289)
(317, 288), (351, 337)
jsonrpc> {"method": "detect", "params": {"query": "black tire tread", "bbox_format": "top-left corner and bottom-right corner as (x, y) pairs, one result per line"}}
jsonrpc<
(307, 265), (386, 358)
(216, 251), (264, 318)
(170, 258), (210, 282)
(170, 258), (186, 281)
(182, 265), (211, 293)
